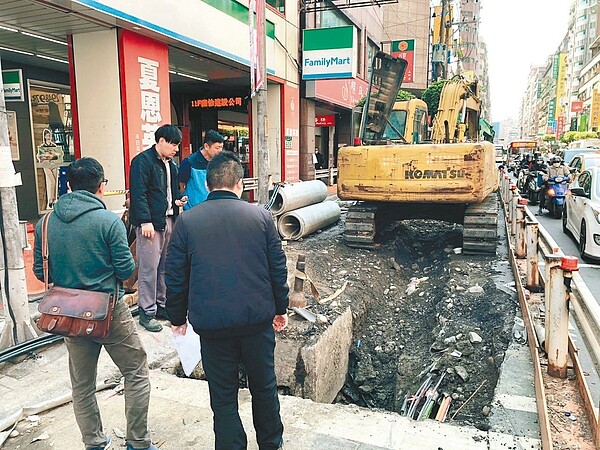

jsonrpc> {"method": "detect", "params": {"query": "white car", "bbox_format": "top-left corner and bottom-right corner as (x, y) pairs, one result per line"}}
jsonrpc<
(563, 166), (600, 260)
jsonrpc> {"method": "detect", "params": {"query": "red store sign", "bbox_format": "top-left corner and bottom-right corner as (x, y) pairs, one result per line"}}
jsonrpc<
(315, 115), (335, 127)
(309, 77), (369, 110)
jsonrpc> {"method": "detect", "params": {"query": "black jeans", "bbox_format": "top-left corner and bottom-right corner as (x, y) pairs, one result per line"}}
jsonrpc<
(200, 326), (283, 450)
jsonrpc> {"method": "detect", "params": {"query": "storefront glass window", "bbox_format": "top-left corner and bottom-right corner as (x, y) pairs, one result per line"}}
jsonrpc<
(29, 81), (74, 212)
(320, 6), (352, 28)
(367, 39), (378, 80)
(266, 0), (284, 14)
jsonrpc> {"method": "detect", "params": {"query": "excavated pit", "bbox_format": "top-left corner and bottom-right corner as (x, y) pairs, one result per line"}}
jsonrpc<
(173, 204), (517, 430)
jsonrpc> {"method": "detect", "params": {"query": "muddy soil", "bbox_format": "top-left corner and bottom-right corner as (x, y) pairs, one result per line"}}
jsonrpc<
(281, 202), (517, 429)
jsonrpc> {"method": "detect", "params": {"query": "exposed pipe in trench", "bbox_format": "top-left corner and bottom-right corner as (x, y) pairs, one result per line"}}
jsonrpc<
(278, 201), (341, 240)
(270, 180), (328, 216)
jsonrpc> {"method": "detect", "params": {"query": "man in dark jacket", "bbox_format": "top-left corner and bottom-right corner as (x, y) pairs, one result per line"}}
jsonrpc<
(34, 158), (157, 450)
(129, 124), (187, 332)
(165, 151), (289, 450)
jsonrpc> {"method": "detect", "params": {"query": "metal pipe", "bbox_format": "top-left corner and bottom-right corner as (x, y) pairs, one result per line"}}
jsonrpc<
(525, 221), (540, 291)
(515, 205), (526, 258)
(545, 254), (568, 378)
(278, 201), (340, 240)
(269, 180), (328, 216)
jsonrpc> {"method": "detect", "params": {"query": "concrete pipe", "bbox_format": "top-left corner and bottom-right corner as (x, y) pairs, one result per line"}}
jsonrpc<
(278, 201), (341, 240)
(270, 180), (328, 216)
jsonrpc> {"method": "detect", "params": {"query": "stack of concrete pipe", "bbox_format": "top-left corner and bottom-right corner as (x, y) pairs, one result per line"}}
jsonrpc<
(271, 180), (341, 240)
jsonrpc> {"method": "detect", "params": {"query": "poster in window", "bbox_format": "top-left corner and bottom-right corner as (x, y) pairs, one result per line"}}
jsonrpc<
(7, 111), (19, 161)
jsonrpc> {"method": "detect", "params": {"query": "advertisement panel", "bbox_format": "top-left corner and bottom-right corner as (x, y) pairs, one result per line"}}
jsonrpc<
(119, 30), (171, 170)
(571, 101), (583, 113)
(302, 26), (357, 80)
(315, 115), (336, 127)
(306, 77), (368, 110)
(556, 116), (565, 138)
(555, 53), (567, 118)
(547, 98), (556, 122)
(391, 39), (415, 83)
(591, 89), (600, 129)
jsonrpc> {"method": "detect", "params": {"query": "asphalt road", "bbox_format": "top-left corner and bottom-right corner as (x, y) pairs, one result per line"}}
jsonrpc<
(533, 205), (600, 305)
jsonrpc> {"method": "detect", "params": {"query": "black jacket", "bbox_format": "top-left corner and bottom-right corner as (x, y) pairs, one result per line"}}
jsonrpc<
(129, 145), (181, 230)
(165, 191), (289, 338)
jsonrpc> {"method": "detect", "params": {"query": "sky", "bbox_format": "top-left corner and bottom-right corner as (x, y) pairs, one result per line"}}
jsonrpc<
(479, 0), (572, 122)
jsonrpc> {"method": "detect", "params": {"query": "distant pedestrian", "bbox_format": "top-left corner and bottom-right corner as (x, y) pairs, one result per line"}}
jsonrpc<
(129, 124), (187, 332)
(313, 147), (324, 170)
(178, 129), (224, 210)
(34, 157), (158, 450)
(166, 151), (289, 450)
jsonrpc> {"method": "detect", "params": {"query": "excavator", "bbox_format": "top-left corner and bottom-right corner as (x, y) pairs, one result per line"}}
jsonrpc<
(337, 52), (498, 254)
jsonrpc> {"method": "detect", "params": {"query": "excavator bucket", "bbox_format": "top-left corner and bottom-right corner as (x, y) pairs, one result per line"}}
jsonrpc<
(360, 52), (407, 143)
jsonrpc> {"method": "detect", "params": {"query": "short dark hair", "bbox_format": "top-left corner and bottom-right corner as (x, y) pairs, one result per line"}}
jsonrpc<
(155, 124), (182, 144)
(67, 157), (104, 193)
(206, 151), (244, 191)
(204, 129), (224, 145)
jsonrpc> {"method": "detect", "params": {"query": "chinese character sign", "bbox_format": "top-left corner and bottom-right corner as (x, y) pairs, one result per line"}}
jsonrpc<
(391, 39), (415, 83)
(119, 29), (170, 173)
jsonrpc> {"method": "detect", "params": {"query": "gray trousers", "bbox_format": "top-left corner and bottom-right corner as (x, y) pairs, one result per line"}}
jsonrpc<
(136, 217), (173, 316)
(65, 299), (151, 449)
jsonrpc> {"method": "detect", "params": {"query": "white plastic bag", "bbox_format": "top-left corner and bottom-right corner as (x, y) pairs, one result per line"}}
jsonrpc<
(171, 323), (201, 376)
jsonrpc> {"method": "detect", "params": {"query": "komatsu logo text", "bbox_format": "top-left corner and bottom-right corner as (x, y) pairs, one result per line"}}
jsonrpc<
(404, 167), (466, 179)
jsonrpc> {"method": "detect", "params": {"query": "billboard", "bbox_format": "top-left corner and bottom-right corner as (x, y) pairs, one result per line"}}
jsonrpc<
(302, 26), (357, 80)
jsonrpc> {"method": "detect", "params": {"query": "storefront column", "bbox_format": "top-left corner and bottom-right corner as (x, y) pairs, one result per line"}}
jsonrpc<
(70, 29), (125, 212)
(299, 98), (316, 180)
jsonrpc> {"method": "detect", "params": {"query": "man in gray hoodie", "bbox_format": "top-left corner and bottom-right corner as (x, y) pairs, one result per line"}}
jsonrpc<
(34, 158), (157, 450)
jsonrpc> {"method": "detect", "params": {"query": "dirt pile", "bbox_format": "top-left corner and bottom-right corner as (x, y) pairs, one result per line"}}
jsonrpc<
(283, 213), (517, 429)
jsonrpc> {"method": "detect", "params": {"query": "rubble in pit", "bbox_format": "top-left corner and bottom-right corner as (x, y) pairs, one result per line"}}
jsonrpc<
(336, 219), (518, 429)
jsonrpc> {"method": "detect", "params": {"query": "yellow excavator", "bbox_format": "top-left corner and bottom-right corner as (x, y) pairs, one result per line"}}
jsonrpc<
(337, 52), (498, 254)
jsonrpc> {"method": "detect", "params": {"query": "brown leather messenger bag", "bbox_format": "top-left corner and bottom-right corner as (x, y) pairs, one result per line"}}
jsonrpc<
(37, 211), (117, 339)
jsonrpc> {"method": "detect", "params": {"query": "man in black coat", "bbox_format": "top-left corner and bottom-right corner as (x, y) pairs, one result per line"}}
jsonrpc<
(165, 151), (289, 450)
(129, 124), (187, 332)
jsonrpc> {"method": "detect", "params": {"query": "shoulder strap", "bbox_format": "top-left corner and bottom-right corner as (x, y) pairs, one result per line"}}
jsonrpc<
(41, 211), (54, 292)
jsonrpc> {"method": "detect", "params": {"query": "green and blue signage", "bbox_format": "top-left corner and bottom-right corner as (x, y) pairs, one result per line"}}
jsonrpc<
(302, 26), (357, 80)
(2, 69), (23, 102)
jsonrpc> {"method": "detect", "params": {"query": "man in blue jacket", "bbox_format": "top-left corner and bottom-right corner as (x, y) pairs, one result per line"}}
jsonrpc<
(178, 129), (224, 210)
(129, 125), (187, 332)
(34, 157), (157, 450)
(166, 151), (289, 450)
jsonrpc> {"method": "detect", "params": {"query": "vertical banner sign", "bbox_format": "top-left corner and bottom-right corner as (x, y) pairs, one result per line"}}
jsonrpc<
(249, 0), (256, 96)
(249, 0), (265, 97)
(391, 39), (415, 83)
(547, 98), (556, 122)
(283, 83), (300, 182)
(555, 53), (567, 118)
(556, 116), (565, 139)
(119, 30), (171, 170)
(591, 89), (600, 129)
(552, 54), (559, 80)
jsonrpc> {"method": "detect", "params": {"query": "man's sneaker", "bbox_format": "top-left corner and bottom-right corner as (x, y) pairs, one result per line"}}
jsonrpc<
(88, 435), (111, 450)
(155, 305), (170, 321)
(139, 310), (163, 332)
(125, 443), (159, 450)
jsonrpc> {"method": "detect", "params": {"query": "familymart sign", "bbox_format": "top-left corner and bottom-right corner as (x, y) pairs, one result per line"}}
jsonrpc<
(302, 26), (357, 80)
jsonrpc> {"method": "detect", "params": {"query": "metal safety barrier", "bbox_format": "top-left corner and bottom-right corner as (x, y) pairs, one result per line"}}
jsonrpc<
(499, 169), (600, 448)
(314, 167), (338, 186)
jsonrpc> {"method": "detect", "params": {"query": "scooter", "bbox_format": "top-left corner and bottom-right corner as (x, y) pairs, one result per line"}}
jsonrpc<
(525, 170), (545, 206)
(541, 176), (569, 219)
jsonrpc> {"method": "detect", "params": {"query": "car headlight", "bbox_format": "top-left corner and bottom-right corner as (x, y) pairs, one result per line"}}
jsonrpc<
(593, 208), (600, 225)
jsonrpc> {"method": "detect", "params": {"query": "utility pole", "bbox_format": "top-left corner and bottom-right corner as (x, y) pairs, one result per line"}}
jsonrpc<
(250, 0), (269, 205)
(0, 57), (38, 349)
(256, 1), (269, 205)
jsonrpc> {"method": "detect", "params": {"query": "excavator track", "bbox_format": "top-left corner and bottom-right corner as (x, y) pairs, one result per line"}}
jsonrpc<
(343, 203), (379, 248)
(462, 193), (499, 255)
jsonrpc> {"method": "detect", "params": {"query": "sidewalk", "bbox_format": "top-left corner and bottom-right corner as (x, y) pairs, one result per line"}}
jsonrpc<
(0, 321), (542, 450)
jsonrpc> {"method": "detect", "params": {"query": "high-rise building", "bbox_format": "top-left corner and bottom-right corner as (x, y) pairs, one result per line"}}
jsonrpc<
(458, 0), (481, 75)
(383, 0), (431, 95)
(520, 66), (545, 139)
